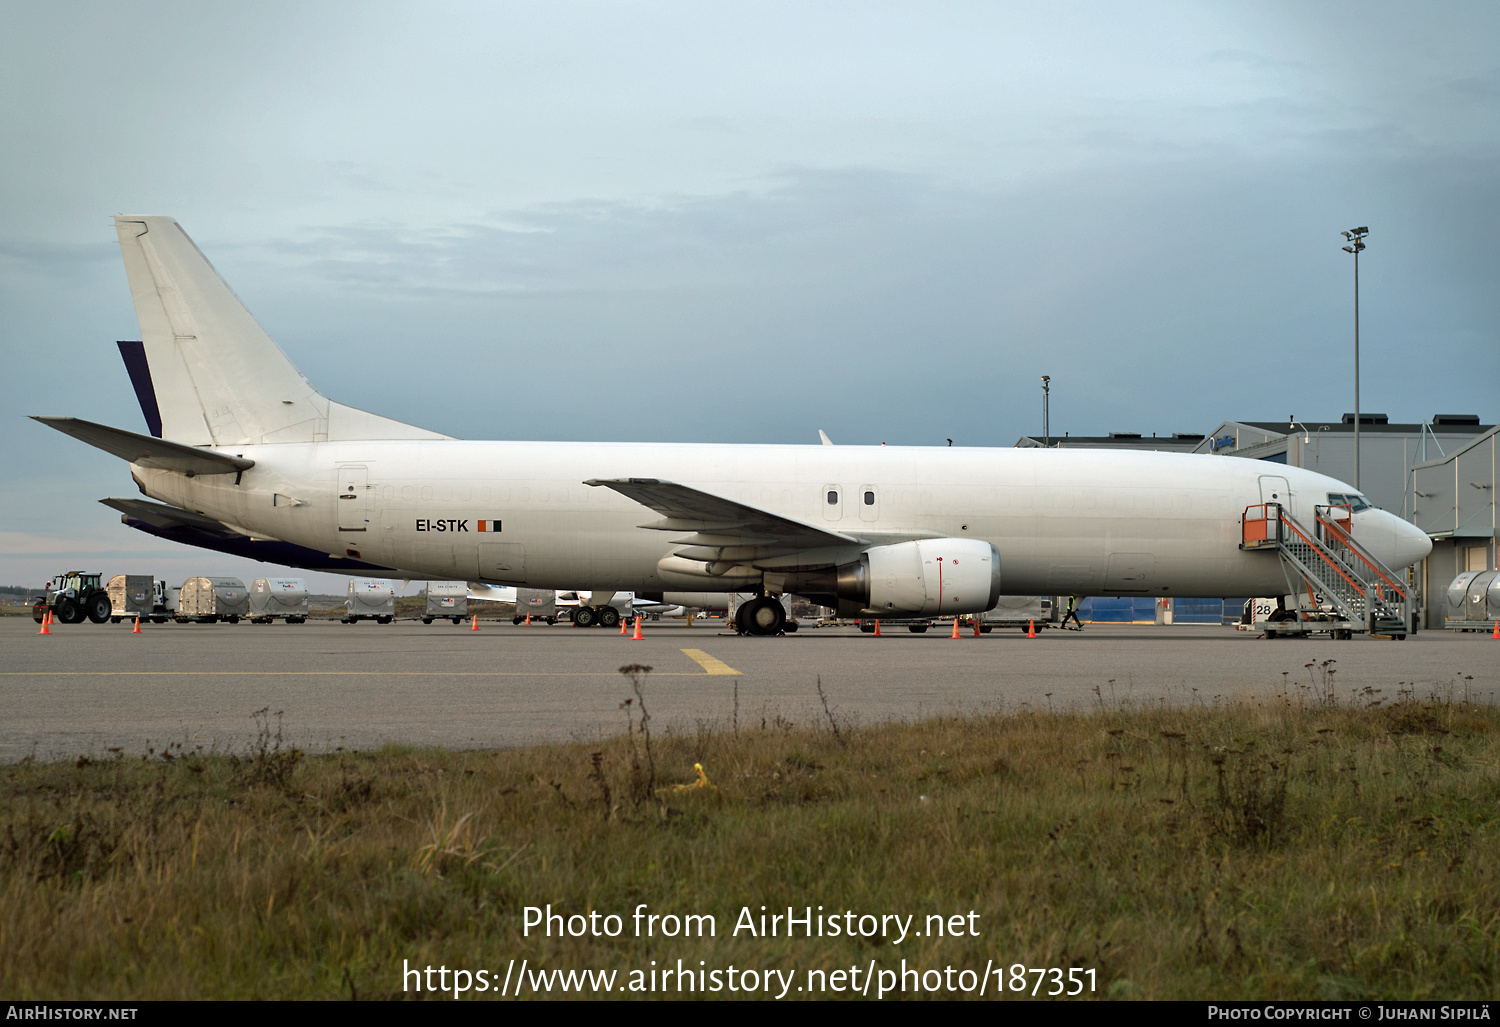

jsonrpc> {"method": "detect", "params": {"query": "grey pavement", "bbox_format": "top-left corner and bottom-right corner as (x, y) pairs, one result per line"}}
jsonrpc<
(1, 617), (1493, 761)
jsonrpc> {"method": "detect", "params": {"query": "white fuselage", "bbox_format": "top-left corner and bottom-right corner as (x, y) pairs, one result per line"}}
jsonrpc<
(129, 441), (1430, 599)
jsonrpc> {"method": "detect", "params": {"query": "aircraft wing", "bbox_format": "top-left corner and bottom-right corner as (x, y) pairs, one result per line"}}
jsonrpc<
(34, 416), (254, 476)
(584, 478), (859, 549)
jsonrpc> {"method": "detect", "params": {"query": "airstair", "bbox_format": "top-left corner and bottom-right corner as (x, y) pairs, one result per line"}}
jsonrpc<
(1241, 503), (1413, 639)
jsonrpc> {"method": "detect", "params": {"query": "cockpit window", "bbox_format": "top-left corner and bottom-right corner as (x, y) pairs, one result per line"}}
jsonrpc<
(1327, 492), (1373, 513)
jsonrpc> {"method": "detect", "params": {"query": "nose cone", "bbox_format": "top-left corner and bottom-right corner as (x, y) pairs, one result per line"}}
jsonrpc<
(1359, 511), (1431, 569)
(1391, 516), (1433, 567)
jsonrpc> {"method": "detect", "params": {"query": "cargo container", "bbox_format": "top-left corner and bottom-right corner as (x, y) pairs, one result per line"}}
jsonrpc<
(512, 587), (556, 624)
(978, 595), (1055, 632)
(106, 575), (155, 623)
(1445, 570), (1500, 630)
(345, 578), (395, 623)
(176, 576), (249, 623)
(249, 577), (310, 624)
(422, 581), (469, 624)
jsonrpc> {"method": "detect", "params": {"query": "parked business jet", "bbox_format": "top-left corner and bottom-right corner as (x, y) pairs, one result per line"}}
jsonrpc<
(35, 217), (1431, 635)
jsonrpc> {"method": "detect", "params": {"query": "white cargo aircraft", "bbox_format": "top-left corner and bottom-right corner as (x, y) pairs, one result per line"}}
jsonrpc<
(35, 217), (1431, 636)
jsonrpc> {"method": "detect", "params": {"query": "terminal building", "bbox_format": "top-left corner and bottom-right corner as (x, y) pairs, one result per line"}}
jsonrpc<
(1017, 414), (1497, 629)
(1412, 425), (1500, 625)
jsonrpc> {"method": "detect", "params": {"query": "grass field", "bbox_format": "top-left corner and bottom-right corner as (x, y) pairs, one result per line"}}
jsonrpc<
(2, 666), (1496, 1000)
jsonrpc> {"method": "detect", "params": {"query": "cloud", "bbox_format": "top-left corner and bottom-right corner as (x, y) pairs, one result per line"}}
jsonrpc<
(0, 531), (146, 556)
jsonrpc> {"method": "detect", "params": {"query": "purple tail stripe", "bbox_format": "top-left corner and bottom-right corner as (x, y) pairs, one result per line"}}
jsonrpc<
(116, 340), (163, 438)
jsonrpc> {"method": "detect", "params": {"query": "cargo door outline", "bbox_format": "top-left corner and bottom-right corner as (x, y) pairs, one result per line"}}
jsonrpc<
(1104, 553), (1153, 592)
(479, 542), (526, 583)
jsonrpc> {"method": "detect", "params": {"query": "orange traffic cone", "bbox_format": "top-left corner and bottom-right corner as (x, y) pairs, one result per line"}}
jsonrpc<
(950, 618), (961, 639)
(631, 616), (644, 640)
(1492, 620), (1499, 639)
(132, 616), (141, 633)
(38, 610), (51, 635)
(619, 616), (628, 635)
(972, 619), (982, 637)
(524, 613), (531, 626)
(872, 620), (882, 636)
(470, 614), (479, 631)
(1027, 619), (1037, 638)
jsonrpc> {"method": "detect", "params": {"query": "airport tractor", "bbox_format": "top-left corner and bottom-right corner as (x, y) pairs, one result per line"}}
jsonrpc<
(34, 571), (112, 625)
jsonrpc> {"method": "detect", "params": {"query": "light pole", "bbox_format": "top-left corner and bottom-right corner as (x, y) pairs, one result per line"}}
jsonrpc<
(1041, 376), (1051, 447)
(1341, 226), (1368, 490)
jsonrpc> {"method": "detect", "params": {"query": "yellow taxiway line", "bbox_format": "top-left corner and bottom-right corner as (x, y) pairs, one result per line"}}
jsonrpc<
(678, 648), (742, 675)
(3, 649), (743, 677)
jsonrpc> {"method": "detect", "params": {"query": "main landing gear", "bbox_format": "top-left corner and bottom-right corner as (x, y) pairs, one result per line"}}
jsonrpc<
(571, 606), (621, 629)
(734, 596), (799, 636)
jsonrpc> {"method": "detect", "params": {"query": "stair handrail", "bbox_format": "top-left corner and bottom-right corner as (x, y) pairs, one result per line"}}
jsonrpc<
(1314, 504), (1410, 600)
(1276, 508), (1368, 596)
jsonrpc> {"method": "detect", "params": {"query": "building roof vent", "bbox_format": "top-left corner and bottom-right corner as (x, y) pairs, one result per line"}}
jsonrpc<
(1340, 413), (1388, 425)
(1172, 433), (1205, 440)
(1108, 432), (1142, 439)
(1432, 414), (1481, 426)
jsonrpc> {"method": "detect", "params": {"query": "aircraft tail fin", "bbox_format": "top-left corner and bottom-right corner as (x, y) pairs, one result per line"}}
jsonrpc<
(113, 216), (452, 445)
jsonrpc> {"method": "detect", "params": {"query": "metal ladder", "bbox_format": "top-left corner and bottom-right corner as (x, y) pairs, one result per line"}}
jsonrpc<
(1241, 503), (1412, 637)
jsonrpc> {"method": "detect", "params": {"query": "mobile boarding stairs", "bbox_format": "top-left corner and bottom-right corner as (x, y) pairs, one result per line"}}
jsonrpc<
(1241, 503), (1414, 639)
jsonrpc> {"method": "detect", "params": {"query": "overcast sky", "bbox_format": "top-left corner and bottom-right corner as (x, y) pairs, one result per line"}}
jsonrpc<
(2, 1), (1497, 592)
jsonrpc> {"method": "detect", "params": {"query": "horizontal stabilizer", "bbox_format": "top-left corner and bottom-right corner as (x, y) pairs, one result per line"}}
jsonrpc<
(104, 497), (398, 574)
(99, 497), (246, 535)
(34, 417), (254, 475)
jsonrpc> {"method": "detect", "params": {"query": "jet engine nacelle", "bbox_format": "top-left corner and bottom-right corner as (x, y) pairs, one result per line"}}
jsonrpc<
(844, 538), (1000, 616)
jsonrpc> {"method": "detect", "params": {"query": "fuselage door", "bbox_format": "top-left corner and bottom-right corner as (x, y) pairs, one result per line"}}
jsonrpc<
(337, 464), (372, 534)
(1258, 475), (1291, 511)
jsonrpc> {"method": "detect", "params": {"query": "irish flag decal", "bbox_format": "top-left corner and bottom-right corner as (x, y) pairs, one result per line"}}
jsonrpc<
(478, 519), (501, 532)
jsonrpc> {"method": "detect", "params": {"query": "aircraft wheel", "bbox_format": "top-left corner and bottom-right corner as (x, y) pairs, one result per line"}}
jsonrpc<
(86, 594), (112, 624)
(741, 597), (785, 636)
(598, 607), (620, 629)
(908, 625), (928, 633)
(573, 606), (597, 628)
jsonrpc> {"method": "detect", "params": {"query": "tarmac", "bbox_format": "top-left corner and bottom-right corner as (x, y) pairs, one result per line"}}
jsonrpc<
(1, 616), (1494, 762)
